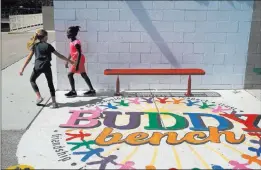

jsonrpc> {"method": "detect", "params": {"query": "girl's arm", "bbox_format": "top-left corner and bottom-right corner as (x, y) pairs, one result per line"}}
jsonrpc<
(20, 50), (34, 74)
(66, 54), (71, 64)
(53, 51), (74, 64)
(75, 44), (82, 71)
(65, 54), (71, 68)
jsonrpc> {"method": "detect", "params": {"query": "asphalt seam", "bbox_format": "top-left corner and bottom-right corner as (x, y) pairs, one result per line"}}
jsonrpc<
(149, 89), (166, 129)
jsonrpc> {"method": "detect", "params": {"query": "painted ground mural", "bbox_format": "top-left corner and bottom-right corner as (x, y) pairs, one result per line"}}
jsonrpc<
(18, 96), (261, 169)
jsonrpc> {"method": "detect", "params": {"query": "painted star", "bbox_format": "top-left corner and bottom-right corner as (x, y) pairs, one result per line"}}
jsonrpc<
(65, 130), (91, 141)
(128, 98), (140, 104)
(212, 106), (231, 113)
(156, 97), (169, 104)
(101, 103), (118, 109)
(185, 100), (200, 106)
(115, 100), (129, 107)
(211, 164), (224, 170)
(172, 98), (184, 104)
(141, 97), (154, 104)
(67, 140), (96, 151)
(199, 102), (215, 109)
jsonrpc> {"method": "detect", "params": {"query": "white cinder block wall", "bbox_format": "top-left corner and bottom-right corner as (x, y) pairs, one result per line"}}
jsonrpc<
(54, 0), (255, 91)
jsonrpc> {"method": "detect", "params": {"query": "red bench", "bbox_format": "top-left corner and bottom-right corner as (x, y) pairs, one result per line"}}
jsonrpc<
(104, 68), (205, 97)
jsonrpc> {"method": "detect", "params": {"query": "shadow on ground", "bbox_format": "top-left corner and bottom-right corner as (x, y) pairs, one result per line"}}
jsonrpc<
(244, 0), (261, 89)
(43, 91), (116, 108)
(46, 97), (107, 108)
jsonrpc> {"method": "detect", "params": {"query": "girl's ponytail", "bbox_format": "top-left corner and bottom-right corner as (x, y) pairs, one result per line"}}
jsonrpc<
(27, 33), (38, 50)
(27, 29), (43, 50)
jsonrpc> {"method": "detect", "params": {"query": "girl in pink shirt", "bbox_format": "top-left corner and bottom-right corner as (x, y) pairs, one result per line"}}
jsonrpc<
(65, 26), (96, 97)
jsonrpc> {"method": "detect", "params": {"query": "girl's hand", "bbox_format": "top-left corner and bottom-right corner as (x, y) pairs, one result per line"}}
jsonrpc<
(19, 70), (24, 76)
(70, 60), (76, 66)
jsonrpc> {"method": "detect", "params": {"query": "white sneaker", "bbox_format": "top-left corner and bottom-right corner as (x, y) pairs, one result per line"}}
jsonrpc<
(50, 102), (59, 109)
(36, 97), (44, 105)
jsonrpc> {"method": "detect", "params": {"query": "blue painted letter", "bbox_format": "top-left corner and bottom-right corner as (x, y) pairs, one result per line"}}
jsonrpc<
(184, 113), (234, 131)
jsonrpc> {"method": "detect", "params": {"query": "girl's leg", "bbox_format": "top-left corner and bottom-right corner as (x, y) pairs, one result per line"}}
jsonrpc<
(30, 69), (43, 104)
(50, 96), (58, 108)
(65, 72), (77, 97)
(68, 72), (76, 91)
(43, 67), (58, 108)
(81, 72), (96, 95)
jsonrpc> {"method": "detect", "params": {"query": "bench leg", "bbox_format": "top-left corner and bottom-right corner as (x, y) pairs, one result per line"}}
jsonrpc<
(185, 75), (192, 97)
(114, 75), (122, 96)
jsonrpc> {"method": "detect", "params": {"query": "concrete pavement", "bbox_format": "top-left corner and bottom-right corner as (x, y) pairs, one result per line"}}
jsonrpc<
(246, 89), (261, 101)
(16, 90), (261, 169)
(2, 41), (57, 130)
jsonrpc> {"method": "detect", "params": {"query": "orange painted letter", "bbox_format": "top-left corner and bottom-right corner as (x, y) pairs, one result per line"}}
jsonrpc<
(125, 132), (150, 145)
(208, 126), (245, 144)
(95, 127), (123, 146)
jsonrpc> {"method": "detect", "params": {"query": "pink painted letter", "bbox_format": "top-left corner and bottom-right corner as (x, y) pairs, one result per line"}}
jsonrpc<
(59, 109), (102, 128)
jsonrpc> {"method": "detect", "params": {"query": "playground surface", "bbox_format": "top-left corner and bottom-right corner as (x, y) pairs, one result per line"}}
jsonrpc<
(16, 90), (261, 169)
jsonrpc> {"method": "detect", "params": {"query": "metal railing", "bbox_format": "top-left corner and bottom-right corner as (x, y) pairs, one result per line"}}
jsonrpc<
(9, 13), (43, 32)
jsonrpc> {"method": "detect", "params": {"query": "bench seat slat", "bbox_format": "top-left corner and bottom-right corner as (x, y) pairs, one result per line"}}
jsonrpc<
(104, 69), (205, 75)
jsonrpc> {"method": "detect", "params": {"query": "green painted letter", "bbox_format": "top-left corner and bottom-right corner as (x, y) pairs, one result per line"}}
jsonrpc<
(144, 112), (188, 130)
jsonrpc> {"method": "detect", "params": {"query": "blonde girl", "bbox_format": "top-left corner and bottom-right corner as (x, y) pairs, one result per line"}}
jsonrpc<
(20, 29), (74, 108)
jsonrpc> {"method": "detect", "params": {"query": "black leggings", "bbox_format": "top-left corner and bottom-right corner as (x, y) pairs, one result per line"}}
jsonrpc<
(30, 67), (55, 97)
(68, 72), (94, 91)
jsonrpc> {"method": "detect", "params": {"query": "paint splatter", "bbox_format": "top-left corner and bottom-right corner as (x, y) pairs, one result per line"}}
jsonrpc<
(67, 140), (96, 151)
(248, 139), (261, 157)
(129, 98), (141, 105)
(86, 155), (118, 169)
(141, 98), (154, 104)
(199, 102), (215, 109)
(115, 100), (129, 107)
(212, 106), (231, 113)
(101, 103), (119, 109)
(66, 130), (91, 141)
(211, 164), (224, 169)
(172, 98), (184, 104)
(241, 154), (261, 166)
(156, 97), (169, 104)
(73, 148), (104, 162)
(229, 160), (251, 169)
(117, 161), (136, 169)
(185, 100), (199, 106)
